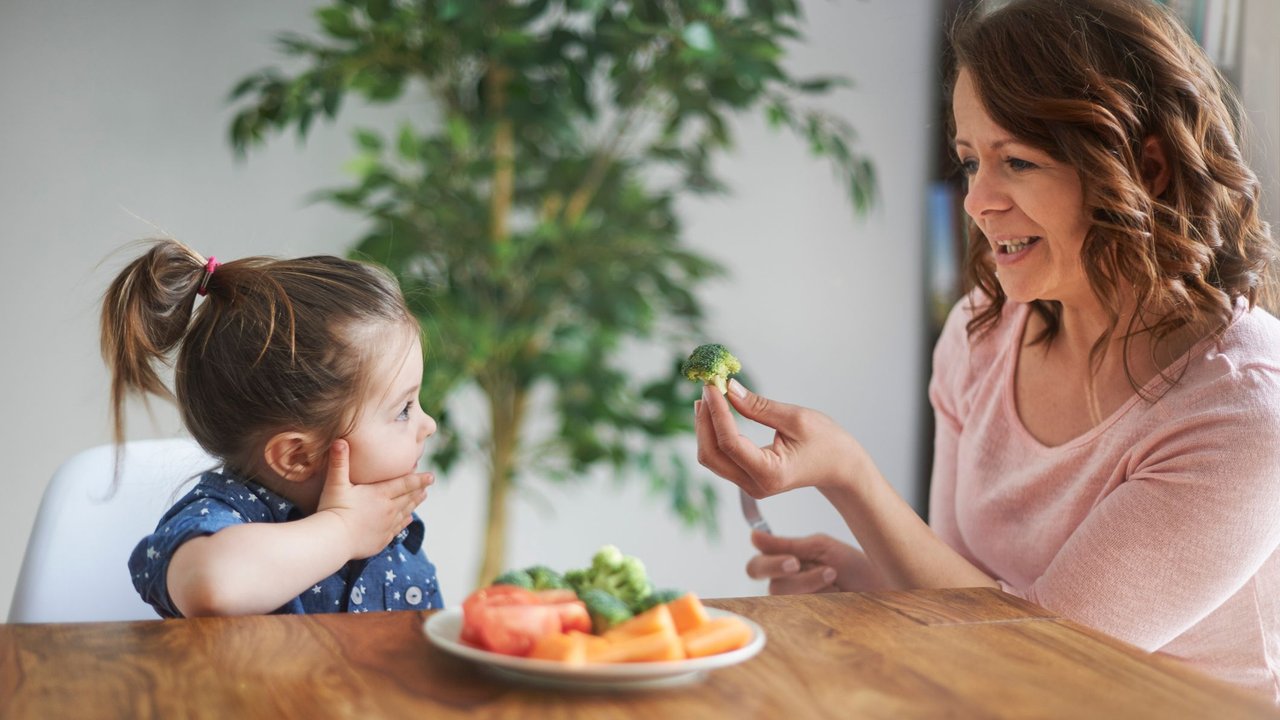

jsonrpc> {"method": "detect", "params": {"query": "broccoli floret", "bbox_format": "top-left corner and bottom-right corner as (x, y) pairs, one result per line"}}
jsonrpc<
(579, 588), (634, 633)
(563, 567), (590, 593)
(680, 343), (742, 395)
(565, 545), (654, 610)
(525, 565), (571, 591)
(490, 568), (534, 589)
(634, 587), (685, 613)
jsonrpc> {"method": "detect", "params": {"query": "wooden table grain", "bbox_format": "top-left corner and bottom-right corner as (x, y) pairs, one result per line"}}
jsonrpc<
(2, 588), (1275, 719)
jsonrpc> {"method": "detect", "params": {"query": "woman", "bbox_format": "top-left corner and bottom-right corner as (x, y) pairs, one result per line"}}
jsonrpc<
(695, 0), (1280, 699)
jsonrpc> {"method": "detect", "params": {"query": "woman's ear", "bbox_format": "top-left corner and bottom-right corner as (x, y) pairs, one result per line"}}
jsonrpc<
(262, 431), (322, 483)
(1140, 135), (1171, 197)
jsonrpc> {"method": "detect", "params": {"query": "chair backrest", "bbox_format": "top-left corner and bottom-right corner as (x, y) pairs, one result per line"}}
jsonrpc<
(9, 438), (218, 623)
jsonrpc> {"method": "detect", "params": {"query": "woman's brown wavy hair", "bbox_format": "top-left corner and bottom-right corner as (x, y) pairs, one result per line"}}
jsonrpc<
(948, 0), (1276, 388)
(101, 238), (417, 480)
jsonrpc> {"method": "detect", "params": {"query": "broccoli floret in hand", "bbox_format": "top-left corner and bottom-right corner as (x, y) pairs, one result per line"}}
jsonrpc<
(579, 588), (634, 633)
(681, 343), (742, 395)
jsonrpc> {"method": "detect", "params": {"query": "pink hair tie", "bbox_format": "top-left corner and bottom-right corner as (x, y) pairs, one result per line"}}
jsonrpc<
(197, 256), (219, 296)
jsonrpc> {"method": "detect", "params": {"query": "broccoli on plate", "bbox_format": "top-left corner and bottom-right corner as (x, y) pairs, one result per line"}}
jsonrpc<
(634, 588), (685, 613)
(490, 568), (535, 589)
(579, 588), (634, 633)
(564, 545), (654, 612)
(526, 565), (571, 591)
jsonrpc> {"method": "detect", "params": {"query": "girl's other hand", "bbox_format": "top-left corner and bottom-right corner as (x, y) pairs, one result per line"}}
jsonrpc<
(316, 440), (433, 560)
(747, 530), (885, 594)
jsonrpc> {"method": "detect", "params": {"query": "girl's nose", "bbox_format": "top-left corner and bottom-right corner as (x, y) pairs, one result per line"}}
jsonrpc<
(417, 412), (438, 442)
(962, 167), (1012, 220)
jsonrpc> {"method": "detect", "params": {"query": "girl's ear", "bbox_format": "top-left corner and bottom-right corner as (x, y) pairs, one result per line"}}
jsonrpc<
(1140, 135), (1171, 197)
(262, 431), (322, 483)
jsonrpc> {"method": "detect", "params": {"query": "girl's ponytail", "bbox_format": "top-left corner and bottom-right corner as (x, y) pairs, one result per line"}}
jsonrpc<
(100, 237), (415, 480)
(100, 239), (210, 448)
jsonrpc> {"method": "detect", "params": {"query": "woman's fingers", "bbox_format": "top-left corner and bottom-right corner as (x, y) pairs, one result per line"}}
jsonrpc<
(694, 397), (752, 485)
(767, 566), (838, 595)
(745, 551), (802, 580)
(701, 384), (786, 488)
(748, 530), (844, 593)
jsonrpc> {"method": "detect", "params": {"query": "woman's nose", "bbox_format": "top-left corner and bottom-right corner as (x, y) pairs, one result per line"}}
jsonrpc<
(962, 167), (1011, 219)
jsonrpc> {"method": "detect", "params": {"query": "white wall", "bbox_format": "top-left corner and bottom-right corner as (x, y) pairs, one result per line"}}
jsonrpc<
(1240, 0), (1280, 234)
(0, 0), (938, 617)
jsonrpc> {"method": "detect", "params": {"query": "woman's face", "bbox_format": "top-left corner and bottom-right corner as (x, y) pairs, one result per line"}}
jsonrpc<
(952, 68), (1094, 307)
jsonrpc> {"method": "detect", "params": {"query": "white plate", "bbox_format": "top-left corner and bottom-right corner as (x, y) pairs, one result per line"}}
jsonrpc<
(423, 606), (766, 690)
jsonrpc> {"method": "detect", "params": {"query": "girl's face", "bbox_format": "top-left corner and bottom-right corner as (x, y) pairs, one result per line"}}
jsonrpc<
(341, 325), (437, 485)
(952, 69), (1094, 307)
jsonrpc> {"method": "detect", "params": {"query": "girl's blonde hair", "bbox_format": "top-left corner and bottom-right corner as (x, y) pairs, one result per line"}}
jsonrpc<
(101, 238), (417, 476)
(949, 0), (1277, 385)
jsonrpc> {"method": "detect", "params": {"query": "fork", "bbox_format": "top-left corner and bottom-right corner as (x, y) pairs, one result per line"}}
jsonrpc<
(738, 488), (772, 534)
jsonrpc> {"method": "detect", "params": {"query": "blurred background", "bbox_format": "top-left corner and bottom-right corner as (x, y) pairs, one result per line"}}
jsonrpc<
(1, 0), (1275, 618)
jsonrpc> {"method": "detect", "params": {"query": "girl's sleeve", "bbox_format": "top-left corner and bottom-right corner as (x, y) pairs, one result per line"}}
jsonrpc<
(127, 498), (247, 618)
(999, 366), (1280, 651)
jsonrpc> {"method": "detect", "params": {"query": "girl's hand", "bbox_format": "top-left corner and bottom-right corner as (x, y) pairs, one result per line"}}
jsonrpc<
(746, 530), (885, 594)
(316, 440), (433, 560)
(695, 380), (867, 498)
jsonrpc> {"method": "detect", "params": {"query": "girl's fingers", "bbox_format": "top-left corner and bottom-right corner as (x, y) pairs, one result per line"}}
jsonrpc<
(324, 440), (351, 487)
(387, 472), (434, 499)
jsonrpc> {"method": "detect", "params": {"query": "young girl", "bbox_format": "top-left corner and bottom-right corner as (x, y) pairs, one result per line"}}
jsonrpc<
(103, 239), (442, 617)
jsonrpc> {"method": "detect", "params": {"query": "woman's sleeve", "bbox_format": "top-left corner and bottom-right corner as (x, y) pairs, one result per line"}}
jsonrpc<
(1000, 366), (1280, 651)
(927, 298), (974, 540)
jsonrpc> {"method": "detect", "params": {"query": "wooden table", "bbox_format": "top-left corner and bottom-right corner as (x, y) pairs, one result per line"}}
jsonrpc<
(2, 588), (1275, 719)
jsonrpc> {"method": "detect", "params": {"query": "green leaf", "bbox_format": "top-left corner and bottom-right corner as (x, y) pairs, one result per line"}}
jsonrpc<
(342, 153), (381, 178)
(438, 0), (465, 21)
(397, 124), (419, 160)
(316, 6), (358, 38)
(355, 129), (383, 152)
(446, 116), (471, 151)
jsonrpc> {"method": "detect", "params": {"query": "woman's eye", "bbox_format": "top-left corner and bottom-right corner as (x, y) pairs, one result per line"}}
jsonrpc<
(1007, 157), (1037, 171)
(397, 401), (412, 421)
(958, 158), (978, 176)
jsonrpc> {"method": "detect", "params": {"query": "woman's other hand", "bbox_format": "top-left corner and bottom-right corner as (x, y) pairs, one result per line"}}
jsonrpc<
(747, 530), (885, 594)
(695, 379), (868, 498)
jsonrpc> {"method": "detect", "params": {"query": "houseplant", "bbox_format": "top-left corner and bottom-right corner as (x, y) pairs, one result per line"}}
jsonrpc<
(228, 0), (874, 584)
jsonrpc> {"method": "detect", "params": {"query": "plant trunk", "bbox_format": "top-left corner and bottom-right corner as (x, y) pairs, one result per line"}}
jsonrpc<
(487, 63), (514, 247)
(476, 376), (528, 587)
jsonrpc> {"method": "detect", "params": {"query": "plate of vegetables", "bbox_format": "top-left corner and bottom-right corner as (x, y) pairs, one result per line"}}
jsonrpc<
(424, 546), (766, 689)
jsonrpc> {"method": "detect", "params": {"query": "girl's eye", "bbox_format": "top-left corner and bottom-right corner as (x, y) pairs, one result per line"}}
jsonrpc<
(397, 401), (412, 421)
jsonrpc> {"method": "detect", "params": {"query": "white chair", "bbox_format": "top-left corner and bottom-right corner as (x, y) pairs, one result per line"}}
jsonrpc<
(9, 438), (218, 623)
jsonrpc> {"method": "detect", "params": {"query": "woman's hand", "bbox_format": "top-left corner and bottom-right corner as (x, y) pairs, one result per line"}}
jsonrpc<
(747, 530), (886, 594)
(695, 380), (868, 498)
(316, 440), (433, 560)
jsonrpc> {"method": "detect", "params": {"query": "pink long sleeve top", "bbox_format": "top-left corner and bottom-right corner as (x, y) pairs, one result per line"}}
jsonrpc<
(928, 294), (1280, 700)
